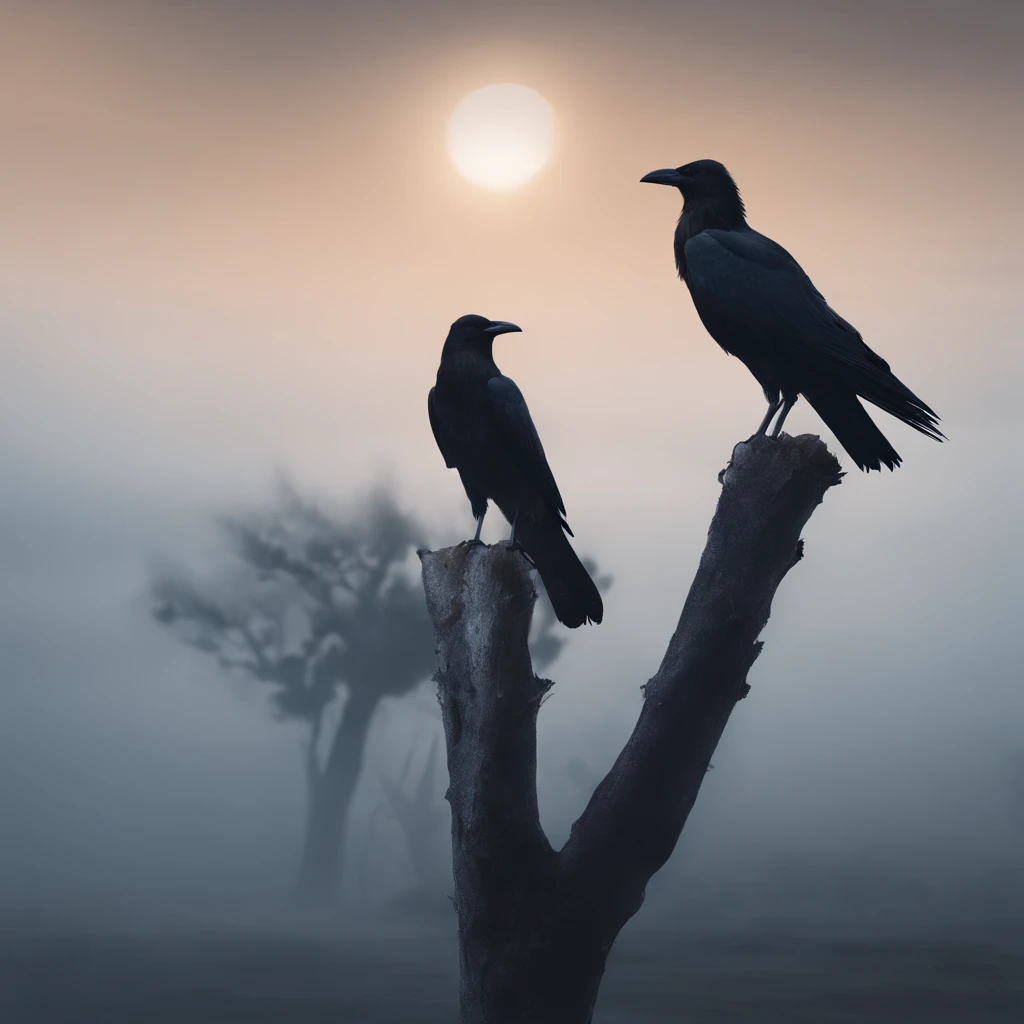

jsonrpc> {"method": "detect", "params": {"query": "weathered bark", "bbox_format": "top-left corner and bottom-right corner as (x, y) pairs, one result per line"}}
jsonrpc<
(420, 434), (843, 1023)
(292, 688), (381, 904)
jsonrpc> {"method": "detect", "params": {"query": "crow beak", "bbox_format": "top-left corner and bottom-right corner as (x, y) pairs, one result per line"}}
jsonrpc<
(484, 321), (522, 336)
(640, 168), (689, 187)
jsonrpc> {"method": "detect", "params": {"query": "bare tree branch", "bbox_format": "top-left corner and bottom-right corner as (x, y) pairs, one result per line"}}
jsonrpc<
(561, 433), (841, 931)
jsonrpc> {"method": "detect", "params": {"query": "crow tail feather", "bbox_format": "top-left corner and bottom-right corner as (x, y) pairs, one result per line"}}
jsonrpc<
(518, 517), (603, 628)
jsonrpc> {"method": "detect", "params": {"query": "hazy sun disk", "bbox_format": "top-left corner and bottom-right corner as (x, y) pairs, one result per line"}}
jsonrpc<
(447, 84), (557, 191)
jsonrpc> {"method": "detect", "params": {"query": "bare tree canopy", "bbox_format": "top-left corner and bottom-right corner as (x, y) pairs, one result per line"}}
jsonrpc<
(153, 484), (434, 719)
(151, 484), (437, 901)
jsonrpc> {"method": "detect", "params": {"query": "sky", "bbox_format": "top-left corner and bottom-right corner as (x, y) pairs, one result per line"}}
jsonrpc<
(1, 0), (1022, 923)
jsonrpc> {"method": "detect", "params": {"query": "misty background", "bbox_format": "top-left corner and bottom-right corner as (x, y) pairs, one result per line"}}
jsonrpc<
(1, 3), (1022, 1017)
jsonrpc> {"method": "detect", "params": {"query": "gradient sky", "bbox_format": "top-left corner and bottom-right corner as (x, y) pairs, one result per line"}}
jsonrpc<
(1, 0), (1022, 916)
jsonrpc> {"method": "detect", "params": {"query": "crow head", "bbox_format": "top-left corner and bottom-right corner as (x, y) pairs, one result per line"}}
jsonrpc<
(641, 159), (745, 221)
(446, 314), (522, 352)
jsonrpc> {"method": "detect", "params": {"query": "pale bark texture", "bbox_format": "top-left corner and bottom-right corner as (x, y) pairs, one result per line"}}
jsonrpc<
(420, 433), (843, 1024)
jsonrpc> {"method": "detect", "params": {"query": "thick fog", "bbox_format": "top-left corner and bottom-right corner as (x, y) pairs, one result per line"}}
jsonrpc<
(1, 0), (1022, 963)
(1, 331), (1021, 937)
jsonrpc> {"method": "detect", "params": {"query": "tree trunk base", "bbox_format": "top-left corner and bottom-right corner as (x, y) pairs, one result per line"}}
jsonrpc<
(459, 924), (609, 1024)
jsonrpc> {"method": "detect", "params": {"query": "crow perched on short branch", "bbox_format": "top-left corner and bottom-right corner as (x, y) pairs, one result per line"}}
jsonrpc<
(428, 314), (603, 628)
(642, 159), (944, 470)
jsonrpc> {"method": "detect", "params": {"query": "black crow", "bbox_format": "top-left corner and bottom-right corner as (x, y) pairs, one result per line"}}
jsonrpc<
(641, 159), (943, 470)
(428, 314), (603, 627)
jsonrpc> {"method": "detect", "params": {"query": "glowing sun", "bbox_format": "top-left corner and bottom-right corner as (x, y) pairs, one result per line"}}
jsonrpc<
(447, 84), (557, 191)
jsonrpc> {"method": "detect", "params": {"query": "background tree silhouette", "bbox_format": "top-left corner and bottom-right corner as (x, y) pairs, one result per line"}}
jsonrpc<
(152, 486), (612, 907)
(152, 484), (435, 904)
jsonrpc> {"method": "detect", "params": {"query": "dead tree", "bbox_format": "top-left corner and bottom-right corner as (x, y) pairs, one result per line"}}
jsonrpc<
(420, 434), (842, 1023)
(374, 564), (613, 905)
(373, 563), (614, 906)
(152, 485), (435, 905)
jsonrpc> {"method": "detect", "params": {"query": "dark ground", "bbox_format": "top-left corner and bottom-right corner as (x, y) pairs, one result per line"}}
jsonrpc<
(2, 920), (1022, 1023)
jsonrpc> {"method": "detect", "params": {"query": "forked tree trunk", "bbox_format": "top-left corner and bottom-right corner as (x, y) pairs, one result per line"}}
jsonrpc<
(293, 689), (380, 905)
(420, 434), (842, 1023)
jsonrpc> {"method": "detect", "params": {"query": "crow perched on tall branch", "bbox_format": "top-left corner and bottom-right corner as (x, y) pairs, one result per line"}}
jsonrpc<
(428, 314), (603, 628)
(641, 159), (943, 470)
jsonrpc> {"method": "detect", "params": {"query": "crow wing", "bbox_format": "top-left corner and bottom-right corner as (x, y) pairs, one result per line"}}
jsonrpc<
(428, 386), (459, 468)
(684, 229), (941, 437)
(486, 375), (569, 524)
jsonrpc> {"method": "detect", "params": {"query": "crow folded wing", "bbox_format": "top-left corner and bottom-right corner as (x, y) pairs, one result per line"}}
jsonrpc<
(684, 229), (937, 428)
(428, 386), (460, 468)
(486, 375), (569, 524)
